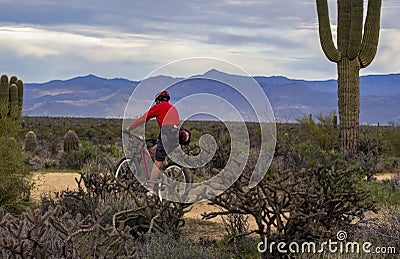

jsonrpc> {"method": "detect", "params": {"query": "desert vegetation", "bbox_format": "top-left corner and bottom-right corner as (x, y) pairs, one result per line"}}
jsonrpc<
(0, 112), (399, 257)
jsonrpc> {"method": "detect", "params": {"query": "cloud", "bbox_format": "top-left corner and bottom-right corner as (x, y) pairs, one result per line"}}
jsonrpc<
(0, 0), (399, 82)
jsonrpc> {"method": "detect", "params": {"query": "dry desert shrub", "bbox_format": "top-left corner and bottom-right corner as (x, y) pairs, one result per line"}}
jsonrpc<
(0, 159), (191, 258)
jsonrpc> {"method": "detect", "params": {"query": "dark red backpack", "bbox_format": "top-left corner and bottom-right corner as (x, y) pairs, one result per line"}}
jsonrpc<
(179, 127), (191, 145)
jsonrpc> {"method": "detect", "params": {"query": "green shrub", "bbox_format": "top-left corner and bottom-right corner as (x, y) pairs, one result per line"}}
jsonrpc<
(0, 74), (30, 213)
(382, 123), (400, 157)
(359, 179), (400, 205)
(295, 112), (339, 151)
(0, 137), (31, 214)
(59, 141), (99, 169)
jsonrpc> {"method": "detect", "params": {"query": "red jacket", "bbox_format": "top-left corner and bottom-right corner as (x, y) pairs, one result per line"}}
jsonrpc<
(128, 101), (180, 130)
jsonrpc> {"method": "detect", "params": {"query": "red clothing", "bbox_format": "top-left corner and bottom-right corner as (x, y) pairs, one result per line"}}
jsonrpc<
(128, 101), (180, 130)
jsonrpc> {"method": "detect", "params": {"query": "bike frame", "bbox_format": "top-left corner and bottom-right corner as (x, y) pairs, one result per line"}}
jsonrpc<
(117, 132), (190, 201)
(128, 134), (155, 181)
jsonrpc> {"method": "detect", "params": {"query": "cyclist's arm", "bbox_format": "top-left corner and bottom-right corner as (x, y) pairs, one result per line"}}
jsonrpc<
(127, 105), (160, 130)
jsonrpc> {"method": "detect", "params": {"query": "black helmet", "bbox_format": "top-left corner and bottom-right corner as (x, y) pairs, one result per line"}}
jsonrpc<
(155, 91), (170, 102)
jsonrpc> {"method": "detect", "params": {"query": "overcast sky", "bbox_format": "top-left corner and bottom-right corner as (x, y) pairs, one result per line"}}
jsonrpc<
(0, 0), (399, 83)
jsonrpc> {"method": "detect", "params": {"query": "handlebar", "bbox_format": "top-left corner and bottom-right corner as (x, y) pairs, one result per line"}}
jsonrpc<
(123, 130), (157, 146)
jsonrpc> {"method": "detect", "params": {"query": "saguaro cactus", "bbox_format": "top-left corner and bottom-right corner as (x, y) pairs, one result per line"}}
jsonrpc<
(316, 0), (382, 156)
(0, 74), (24, 119)
(63, 130), (80, 153)
(24, 131), (38, 152)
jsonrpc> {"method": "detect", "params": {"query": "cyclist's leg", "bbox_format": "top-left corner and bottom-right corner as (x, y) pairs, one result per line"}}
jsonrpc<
(150, 160), (163, 182)
(149, 138), (167, 189)
(161, 125), (179, 155)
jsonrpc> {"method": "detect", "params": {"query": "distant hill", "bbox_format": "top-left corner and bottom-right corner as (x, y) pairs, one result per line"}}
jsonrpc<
(23, 71), (400, 124)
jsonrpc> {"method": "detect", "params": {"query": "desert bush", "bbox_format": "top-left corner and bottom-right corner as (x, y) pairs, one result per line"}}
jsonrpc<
(135, 233), (225, 258)
(46, 159), (190, 238)
(391, 169), (400, 192)
(353, 205), (400, 256)
(365, 181), (400, 206)
(0, 96), (31, 214)
(0, 205), (138, 258)
(0, 158), (192, 257)
(220, 212), (250, 242)
(355, 137), (384, 181)
(381, 122), (400, 157)
(59, 141), (102, 169)
(0, 137), (31, 214)
(203, 136), (376, 256)
(295, 112), (339, 151)
(22, 117), (123, 146)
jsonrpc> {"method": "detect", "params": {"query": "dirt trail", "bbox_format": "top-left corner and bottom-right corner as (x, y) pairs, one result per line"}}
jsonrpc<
(31, 172), (82, 200)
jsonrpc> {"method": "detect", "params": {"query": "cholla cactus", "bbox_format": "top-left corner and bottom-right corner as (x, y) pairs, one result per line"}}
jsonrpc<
(24, 131), (38, 152)
(63, 130), (80, 153)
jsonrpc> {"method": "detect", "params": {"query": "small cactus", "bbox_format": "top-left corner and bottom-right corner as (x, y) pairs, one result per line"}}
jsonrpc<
(333, 112), (338, 128)
(64, 130), (80, 153)
(24, 131), (38, 152)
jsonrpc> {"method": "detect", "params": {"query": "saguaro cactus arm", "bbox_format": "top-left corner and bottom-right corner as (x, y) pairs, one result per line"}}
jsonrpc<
(359, 0), (382, 68)
(347, 0), (364, 59)
(0, 75), (10, 117)
(0, 75), (9, 102)
(16, 80), (23, 117)
(316, 0), (342, 63)
(9, 84), (18, 117)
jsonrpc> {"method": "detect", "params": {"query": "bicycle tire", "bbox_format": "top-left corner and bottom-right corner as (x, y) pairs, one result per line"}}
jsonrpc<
(115, 157), (137, 180)
(115, 157), (161, 197)
(164, 165), (190, 184)
(163, 164), (191, 196)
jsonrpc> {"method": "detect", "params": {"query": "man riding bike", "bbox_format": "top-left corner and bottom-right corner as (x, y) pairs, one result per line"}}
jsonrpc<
(126, 91), (180, 192)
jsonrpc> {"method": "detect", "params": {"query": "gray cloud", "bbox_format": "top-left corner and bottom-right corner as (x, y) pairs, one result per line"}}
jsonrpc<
(0, 0), (399, 82)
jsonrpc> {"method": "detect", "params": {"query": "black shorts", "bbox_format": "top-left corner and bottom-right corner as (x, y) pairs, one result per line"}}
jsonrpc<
(154, 125), (179, 162)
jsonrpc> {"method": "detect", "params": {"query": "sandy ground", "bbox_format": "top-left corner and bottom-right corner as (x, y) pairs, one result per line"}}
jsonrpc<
(31, 172), (82, 200)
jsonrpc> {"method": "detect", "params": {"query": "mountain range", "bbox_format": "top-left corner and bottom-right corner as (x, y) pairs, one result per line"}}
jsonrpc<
(23, 70), (400, 124)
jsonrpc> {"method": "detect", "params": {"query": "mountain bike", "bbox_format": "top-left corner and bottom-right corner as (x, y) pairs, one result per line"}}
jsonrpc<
(115, 132), (190, 201)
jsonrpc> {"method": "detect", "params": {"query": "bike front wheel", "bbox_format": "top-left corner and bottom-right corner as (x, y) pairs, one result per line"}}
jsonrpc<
(115, 157), (137, 180)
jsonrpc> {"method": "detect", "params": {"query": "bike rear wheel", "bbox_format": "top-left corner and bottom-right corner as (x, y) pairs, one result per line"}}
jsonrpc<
(163, 164), (190, 197)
